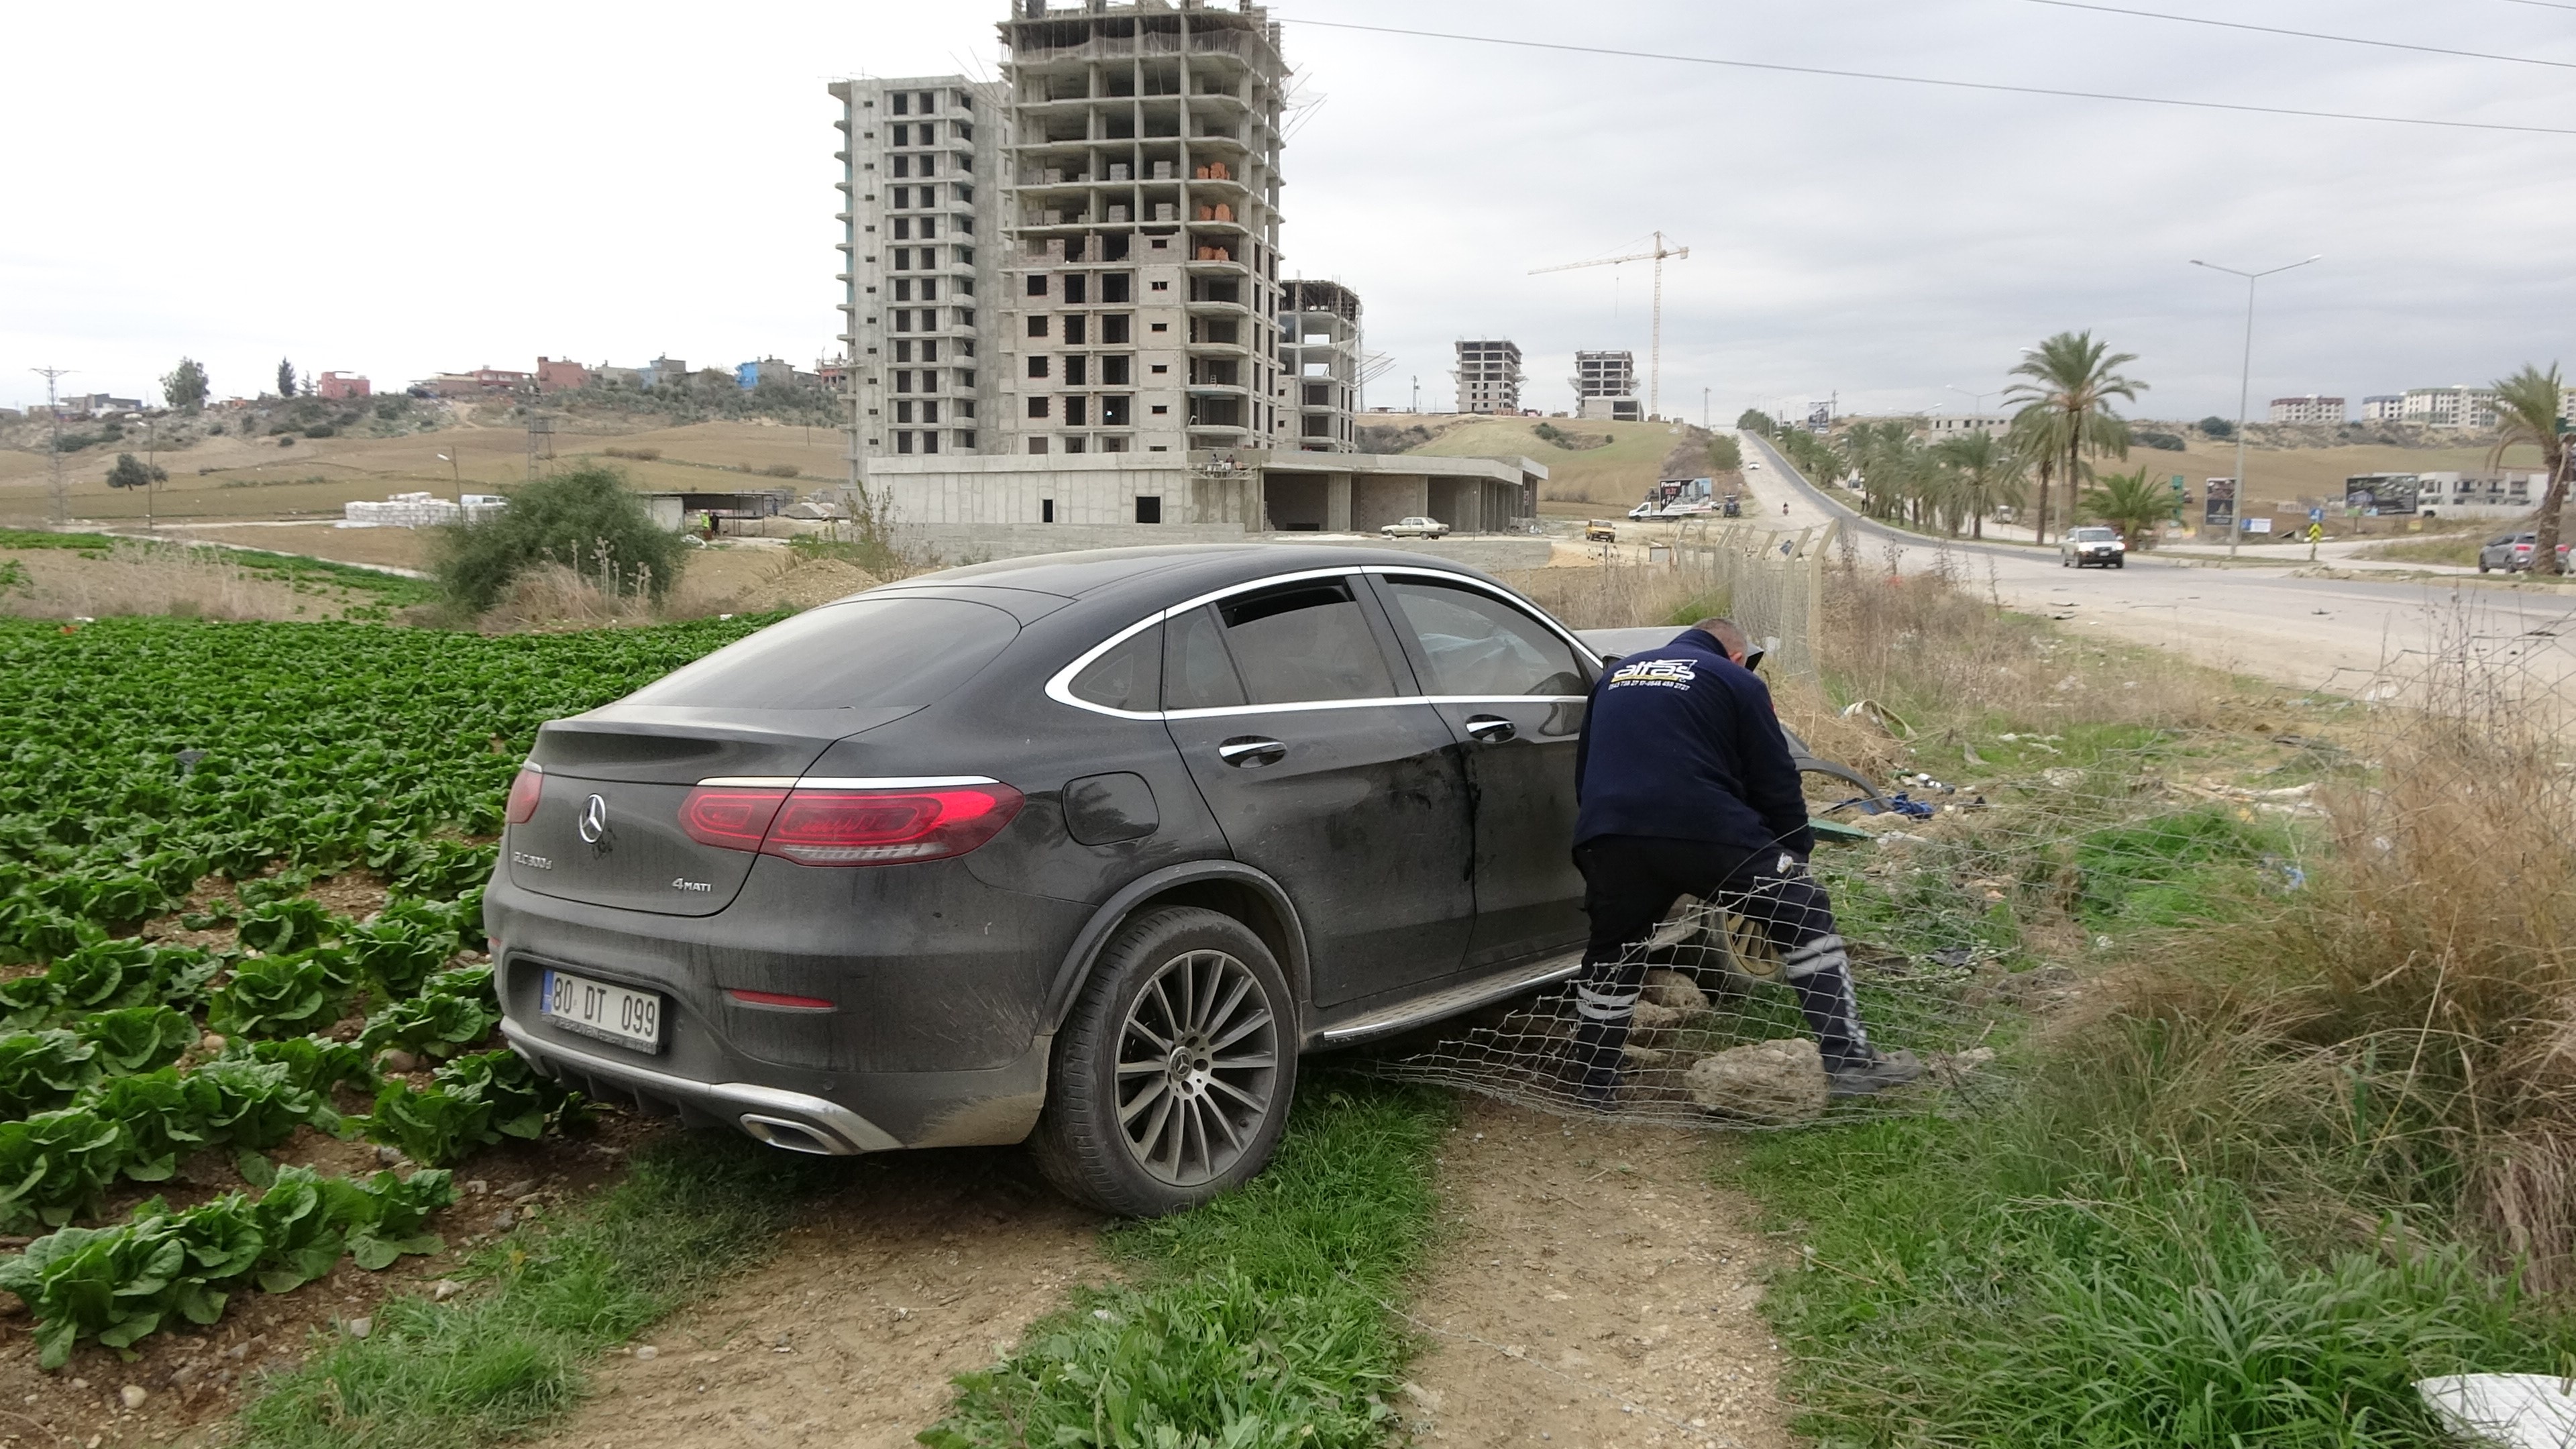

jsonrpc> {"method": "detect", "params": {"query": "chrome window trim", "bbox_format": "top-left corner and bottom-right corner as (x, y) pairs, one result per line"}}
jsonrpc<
(693, 774), (1001, 790)
(1044, 565), (1601, 722)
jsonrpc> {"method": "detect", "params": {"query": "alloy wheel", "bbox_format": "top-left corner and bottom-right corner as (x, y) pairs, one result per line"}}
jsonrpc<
(1114, 948), (1280, 1187)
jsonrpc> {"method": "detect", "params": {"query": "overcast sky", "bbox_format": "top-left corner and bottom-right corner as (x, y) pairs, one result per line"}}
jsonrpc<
(7, 0), (2572, 421)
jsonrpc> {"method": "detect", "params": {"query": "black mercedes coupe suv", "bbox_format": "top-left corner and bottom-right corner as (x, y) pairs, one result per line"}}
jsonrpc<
(488, 545), (1608, 1214)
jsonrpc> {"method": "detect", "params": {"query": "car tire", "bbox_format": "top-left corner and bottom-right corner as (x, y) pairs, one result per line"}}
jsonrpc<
(2114, 558), (2125, 568)
(1032, 907), (1296, 1216)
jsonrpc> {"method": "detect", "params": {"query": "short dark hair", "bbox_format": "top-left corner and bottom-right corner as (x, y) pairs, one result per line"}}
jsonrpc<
(1693, 617), (1747, 657)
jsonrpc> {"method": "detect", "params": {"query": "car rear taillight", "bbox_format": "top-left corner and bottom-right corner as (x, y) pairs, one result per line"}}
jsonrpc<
(678, 782), (1023, 867)
(678, 787), (789, 851)
(505, 765), (543, 825)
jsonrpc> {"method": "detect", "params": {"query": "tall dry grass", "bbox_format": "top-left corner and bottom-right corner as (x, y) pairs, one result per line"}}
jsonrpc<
(1817, 539), (2234, 732)
(0, 542), (335, 621)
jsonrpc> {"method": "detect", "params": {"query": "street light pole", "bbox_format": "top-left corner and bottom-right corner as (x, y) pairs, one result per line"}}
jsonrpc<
(2191, 254), (2320, 560)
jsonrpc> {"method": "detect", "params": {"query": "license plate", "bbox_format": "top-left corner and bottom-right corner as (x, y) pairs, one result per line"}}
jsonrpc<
(539, 969), (663, 1053)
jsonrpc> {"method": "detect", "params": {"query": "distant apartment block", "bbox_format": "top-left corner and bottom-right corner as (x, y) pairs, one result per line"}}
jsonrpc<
(1573, 350), (1639, 421)
(1454, 339), (1523, 415)
(534, 358), (592, 394)
(1921, 413), (2006, 437)
(1282, 280), (1360, 451)
(2360, 394), (2403, 421)
(2401, 385), (2496, 429)
(52, 393), (143, 417)
(831, 73), (1004, 460)
(2268, 394), (2343, 425)
(315, 372), (371, 400)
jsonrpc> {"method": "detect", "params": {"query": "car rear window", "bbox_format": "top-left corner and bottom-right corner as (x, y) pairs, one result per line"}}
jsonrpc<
(623, 597), (1019, 709)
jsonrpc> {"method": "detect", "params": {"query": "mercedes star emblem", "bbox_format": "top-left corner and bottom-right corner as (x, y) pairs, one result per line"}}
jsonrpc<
(577, 793), (609, 845)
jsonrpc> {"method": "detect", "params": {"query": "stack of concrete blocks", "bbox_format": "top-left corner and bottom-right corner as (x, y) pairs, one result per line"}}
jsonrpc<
(341, 492), (508, 528)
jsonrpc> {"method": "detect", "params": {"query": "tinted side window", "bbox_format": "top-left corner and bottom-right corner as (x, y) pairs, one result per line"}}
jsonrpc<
(1069, 623), (1163, 712)
(625, 598), (1017, 708)
(1218, 579), (1397, 704)
(1385, 580), (1588, 697)
(1164, 606), (1246, 710)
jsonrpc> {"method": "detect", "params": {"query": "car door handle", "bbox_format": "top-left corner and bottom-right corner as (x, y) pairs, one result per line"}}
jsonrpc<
(1217, 737), (1287, 767)
(1464, 715), (1517, 744)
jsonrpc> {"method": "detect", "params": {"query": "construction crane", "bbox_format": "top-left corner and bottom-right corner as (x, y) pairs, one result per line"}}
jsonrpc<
(1530, 231), (1689, 421)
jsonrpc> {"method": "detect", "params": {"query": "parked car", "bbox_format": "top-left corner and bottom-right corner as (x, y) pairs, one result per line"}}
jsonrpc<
(1583, 520), (1617, 543)
(2478, 531), (2572, 573)
(2061, 526), (2126, 568)
(1380, 516), (1450, 538)
(489, 546), (1618, 1216)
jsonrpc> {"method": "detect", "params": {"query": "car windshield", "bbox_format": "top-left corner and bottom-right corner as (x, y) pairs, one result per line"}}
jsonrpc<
(623, 596), (1019, 709)
(2071, 528), (2117, 541)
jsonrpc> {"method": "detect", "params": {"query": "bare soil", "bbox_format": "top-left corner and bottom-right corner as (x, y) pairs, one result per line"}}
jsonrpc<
(1398, 1097), (1791, 1449)
(523, 1145), (1105, 1449)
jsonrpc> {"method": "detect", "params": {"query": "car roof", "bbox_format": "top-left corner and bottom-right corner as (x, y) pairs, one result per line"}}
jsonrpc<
(877, 543), (1494, 602)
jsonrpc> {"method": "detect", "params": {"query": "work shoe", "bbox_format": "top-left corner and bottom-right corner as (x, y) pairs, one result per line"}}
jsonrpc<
(1825, 1049), (1925, 1099)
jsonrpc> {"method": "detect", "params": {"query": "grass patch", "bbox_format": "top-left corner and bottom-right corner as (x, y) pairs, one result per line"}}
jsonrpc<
(234, 1134), (823, 1449)
(2353, 535), (2480, 568)
(924, 1079), (1452, 1449)
(1731, 1089), (2575, 1448)
(0, 528), (119, 551)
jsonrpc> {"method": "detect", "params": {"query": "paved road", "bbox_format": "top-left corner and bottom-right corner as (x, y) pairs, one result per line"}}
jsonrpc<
(1734, 431), (2576, 710)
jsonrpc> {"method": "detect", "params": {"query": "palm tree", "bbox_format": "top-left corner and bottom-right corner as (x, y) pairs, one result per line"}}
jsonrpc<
(2489, 363), (2569, 577)
(2003, 332), (2148, 545)
(2082, 466), (2176, 549)
(1930, 430), (2025, 540)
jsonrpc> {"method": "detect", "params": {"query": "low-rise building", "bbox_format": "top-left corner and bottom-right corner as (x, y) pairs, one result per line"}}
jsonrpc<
(534, 358), (592, 394)
(736, 358), (798, 390)
(1921, 413), (2006, 437)
(315, 372), (371, 400)
(2360, 394), (2403, 421)
(847, 448), (1545, 561)
(2268, 394), (2343, 425)
(417, 368), (533, 398)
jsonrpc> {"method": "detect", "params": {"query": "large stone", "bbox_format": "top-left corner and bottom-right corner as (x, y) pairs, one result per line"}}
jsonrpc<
(1640, 969), (1709, 1014)
(1627, 1000), (1684, 1042)
(1684, 1038), (1827, 1123)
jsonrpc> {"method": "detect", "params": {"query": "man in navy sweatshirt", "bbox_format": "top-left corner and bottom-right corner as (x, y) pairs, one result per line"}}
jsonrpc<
(1568, 617), (1921, 1102)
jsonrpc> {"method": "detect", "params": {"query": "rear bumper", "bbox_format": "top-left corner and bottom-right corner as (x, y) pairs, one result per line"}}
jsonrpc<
(502, 1019), (901, 1155)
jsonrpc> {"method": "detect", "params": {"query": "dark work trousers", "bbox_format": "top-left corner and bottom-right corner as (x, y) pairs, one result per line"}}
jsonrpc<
(1570, 833), (1872, 1089)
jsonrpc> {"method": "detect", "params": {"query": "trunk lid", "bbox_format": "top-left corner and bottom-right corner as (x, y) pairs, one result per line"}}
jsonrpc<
(507, 706), (916, 917)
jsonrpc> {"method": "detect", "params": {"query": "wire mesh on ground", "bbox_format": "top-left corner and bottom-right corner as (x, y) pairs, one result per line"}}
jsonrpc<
(1368, 735), (2320, 1129)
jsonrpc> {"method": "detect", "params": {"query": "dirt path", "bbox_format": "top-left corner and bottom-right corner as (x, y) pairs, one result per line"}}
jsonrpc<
(1399, 1097), (1792, 1449)
(527, 1146), (1106, 1449)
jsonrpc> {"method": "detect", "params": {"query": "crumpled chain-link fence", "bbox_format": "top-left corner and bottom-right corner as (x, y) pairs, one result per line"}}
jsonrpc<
(1366, 735), (2330, 1127)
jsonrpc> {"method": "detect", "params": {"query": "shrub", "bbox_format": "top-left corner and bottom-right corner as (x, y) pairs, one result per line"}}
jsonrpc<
(602, 446), (660, 461)
(2199, 415), (2235, 439)
(430, 465), (686, 612)
(761, 462), (800, 478)
(2133, 429), (2186, 451)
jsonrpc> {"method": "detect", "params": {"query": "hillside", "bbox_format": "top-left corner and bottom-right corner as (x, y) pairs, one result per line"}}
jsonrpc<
(1395, 414), (1709, 511)
(0, 415), (848, 528)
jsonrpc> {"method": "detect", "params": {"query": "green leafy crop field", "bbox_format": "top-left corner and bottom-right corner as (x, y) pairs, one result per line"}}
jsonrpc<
(0, 614), (770, 1364)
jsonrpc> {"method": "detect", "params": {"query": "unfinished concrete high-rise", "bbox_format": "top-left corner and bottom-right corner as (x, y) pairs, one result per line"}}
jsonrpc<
(831, 76), (1008, 472)
(1573, 349), (1640, 421)
(1453, 339), (1523, 415)
(1279, 279), (1360, 451)
(996, 0), (1289, 459)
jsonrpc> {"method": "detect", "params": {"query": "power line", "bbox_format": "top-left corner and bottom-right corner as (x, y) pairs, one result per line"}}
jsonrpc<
(1281, 18), (2576, 137)
(2020, 0), (2576, 72)
(2501, 0), (2576, 11)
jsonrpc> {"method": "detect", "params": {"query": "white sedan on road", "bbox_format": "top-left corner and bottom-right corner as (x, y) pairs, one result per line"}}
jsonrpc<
(1380, 516), (1451, 538)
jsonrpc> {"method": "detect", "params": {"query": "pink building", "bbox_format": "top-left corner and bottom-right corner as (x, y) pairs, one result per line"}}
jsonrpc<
(315, 371), (372, 400)
(535, 356), (593, 394)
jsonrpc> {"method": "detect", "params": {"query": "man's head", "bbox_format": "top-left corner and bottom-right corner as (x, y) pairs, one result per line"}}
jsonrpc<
(1691, 617), (1762, 670)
